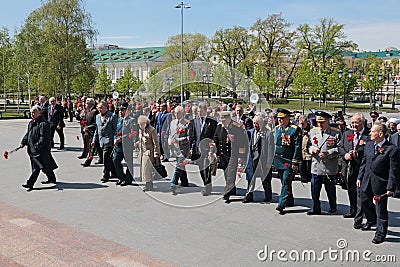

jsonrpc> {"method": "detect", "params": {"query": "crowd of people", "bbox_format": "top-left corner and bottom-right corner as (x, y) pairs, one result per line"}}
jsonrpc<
(19, 94), (400, 244)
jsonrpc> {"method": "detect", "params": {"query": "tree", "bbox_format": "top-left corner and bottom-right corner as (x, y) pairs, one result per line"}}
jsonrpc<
(0, 27), (12, 105)
(211, 26), (254, 92)
(15, 0), (97, 98)
(297, 18), (357, 103)
(114, 67), (143, 96)
(251, 13), (299, 98)
(164, 33), (209, 68)
(95, 64), (111, 97)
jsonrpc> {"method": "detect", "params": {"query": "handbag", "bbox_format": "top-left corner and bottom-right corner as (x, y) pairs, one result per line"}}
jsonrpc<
(153, 163), (168, 178)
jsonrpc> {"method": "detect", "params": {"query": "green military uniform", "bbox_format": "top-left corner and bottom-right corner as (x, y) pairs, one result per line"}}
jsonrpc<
(274, 108), (302, 211)
(213, 113), (248, 201)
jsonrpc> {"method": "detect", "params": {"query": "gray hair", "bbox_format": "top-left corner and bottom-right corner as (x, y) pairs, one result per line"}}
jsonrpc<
(253, 115), (264, 127)
(138, 115), (150, 125)
(174, 105), (184, 114)
(86, 98), (95, 106)
(98, 100), (108, 109)
(353, 112), (365, 122)
(373, 122), (387, 135)
(30, 105), (41, 113)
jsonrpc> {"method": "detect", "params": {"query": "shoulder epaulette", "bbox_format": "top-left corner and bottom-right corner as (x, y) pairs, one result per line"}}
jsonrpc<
(291, 124), (298, 129)
(331, 127), (339, 131)
(232, 121), (240, 127)
(218, 122), (223, 125)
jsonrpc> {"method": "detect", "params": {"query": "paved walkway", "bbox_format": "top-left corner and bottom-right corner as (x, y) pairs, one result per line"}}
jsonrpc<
(0, 119), (399, 266)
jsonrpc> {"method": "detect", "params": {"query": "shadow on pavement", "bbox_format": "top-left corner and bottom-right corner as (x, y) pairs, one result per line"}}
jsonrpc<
(55, 182), (109, 190)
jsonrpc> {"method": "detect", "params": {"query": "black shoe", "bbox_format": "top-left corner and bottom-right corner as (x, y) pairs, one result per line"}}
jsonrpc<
(81, 162), (90, 167)
(22, 184), (33, 191)
(41, 180), (56, 184)
(276, 206), (285, 215)
(328, 208), (337, 213)
(77, 155), (86, 159)
(353, 222), (363, 229)
(372, 236), (384, 244)
(116, 180), (123, 185)
(242, 197), (253, 203)
(307, 210), (321, 216)
(120, 181), (132, 186)
(361, 222), (374, 231)
(223, 194), (230, 203)
(101, 178), (109, 183)
(261, 198), (271, 204)
(57, 147), (64, 150)
(343, 212), (356, 218)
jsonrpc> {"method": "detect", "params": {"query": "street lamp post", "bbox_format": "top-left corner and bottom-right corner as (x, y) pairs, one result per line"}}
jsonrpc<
(369, 73), (382, 112)
(175, 2), (190, 104)
(338, 69), (353, 116)
(245, 76), (250, 104)
(385, 66), (392, 107)
(208, 73), (213, 98)
(393, 80), (398, 110)
(166, 77), (173, 99)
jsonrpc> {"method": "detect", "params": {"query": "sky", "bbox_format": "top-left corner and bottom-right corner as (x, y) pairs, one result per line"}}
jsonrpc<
(1, 0), (399, 51)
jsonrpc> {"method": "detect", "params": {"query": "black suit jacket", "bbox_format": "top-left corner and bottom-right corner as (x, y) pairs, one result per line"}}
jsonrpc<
(339, 128), (370, 175)
(85, 106), (99, 136)
(48, 104), (65, 128)
(358, 140), (399, 195)
(390, 133), (400, 148)
(189, 117), (217, 159)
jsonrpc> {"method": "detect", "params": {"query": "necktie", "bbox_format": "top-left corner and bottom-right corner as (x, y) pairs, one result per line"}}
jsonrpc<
(354, 132), (359, 147)
(374, 144), (379, 155)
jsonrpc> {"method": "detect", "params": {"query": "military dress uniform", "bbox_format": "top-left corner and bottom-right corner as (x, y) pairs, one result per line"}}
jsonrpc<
(307, 111), (340, 215)
(213, 113), (248, 202)
(274, 109), (302, 212)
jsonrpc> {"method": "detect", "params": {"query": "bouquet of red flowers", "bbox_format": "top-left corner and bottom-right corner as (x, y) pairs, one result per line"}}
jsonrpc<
(3, 147), (21, 160)
(128, 129), (138, 138)
(373, 193), (388, 202)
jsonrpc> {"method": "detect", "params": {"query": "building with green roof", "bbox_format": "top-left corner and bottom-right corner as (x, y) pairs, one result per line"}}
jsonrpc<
(90, 44), (165, 84)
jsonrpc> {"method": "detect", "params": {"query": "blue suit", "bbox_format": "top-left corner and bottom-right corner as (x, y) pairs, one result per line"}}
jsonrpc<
(358, 140), (399, 239)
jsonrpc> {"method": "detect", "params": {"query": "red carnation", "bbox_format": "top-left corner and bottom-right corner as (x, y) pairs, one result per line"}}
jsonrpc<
(117, 132), (122, 137)
(87, 156), (94, 161)
(128, 134), (134, 138)
(313, 136), (318, 145)
(130, 130), (137, 135)
(3, 151), (8, 159)
(373, 195), (380, 202)
(379, 147), (384, 154)
(347, 133), (355, 142)
(284, 162), (289, 168)
(209, 142), (215, 147)
(80, 120), (87, 126)
(177, 128), (185, 134)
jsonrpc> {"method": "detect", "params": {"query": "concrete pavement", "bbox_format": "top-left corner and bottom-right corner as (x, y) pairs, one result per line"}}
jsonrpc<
(0, 119), (399, 266)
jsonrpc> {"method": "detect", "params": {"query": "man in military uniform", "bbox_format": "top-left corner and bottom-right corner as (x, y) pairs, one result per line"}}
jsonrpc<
(113, 102), (136, 186)
(212, 111), (248, 203)
(307, 111), (340, 215)
(274, 108), (302, 214)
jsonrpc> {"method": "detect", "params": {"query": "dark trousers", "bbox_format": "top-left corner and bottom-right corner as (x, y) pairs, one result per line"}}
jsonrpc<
(50, 126), (64, 148)
(113, 152), (132, 183)
(27, 165), (56, 187)
(300, 160), (311, 182)
(277, 169), (294, 208)
(171, 156), (188, 186)
(245, 169), (272, 201)
(102, 146), (116, 178)
(360, 183), (377, 225)
(347, 172), (358, 213)
(354, 188), (365, 224)
(375, 195), (389, 238)
(310, 174), (337, 212)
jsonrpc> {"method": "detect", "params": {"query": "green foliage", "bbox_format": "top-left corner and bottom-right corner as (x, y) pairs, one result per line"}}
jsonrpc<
(115, 68), (143, 96)
(95, 64), (112, 97)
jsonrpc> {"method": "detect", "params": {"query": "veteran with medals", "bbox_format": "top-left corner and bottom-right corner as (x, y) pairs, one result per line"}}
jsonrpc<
(307, 111), (340, 215)
(274, 108), (302, 214)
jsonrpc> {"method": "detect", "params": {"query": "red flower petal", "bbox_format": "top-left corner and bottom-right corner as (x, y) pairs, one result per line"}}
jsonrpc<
(373, 195), (380, 202)
(3, 151), (8, 159)
(88, 156), (94, 161)
(117, 132), (122, 137)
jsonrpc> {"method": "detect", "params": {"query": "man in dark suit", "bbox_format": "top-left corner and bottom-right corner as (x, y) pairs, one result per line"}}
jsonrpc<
(213, 111), (248, 203)
(357, 123), (399, 244)
(20, 105), (58, 191)
(244, 115), (274, 203)
(189, 103), (218, 196)
(155, 103), (171, 162)
(339, 113), (370, 226)
(38, 95), (49, 121)
(389, 123), (400, 198)
(48, 97), (65, 150)
(233, 105), (253, 130)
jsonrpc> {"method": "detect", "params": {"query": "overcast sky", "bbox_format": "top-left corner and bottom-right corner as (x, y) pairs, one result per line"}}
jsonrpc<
(1, 0), (399, 51)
